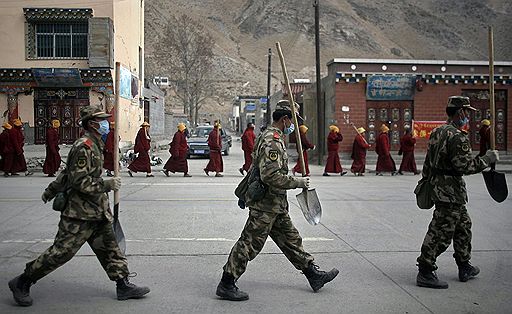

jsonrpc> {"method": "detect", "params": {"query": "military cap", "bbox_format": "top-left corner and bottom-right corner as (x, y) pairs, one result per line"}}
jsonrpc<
(275, 99), (303, 120)
(447, 96), (476, 111)
(80, 105), (111, 122)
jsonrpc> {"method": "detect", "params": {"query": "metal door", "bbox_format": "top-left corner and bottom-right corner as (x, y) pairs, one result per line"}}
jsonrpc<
(366, 101), (413, 151)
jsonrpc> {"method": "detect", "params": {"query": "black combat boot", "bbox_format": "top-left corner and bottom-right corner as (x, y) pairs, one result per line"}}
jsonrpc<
(216, 272), (249, 301)
(8, 273), (33, 306)
(416, 266), (448, 289)
(458, 261), (480, 282)
(116, 276), (150, 300)
(303, 263), (339, 292)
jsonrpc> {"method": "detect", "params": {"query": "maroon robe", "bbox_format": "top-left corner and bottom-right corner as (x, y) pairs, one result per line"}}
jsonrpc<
(293, 132), (314, 176)
(478, 125), (490, 157)
(128, 127), (152, 173)
(43, 127), (61, 175)
(375, 132), (396, 173)
(10, 126), (28, 173)
(164, 130), (189, 173)
(205, 128), (223, 173)
(398, 133), (417, 173)
(324, 131), (343, 173)
(351, 134), (370, 174)
(0, 129), (15, 173)
(241, 127), (256, 171)
(103, 129), (115, 171)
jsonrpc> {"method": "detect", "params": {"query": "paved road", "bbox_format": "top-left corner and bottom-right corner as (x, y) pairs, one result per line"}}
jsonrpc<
(1, 139), (511, 313)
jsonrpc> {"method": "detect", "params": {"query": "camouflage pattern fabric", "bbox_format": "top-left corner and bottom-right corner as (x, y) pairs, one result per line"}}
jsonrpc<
(43, 132), (114, 221)
(421, 122), (490, 204)
(224, 127), (313, 280)
(417, 121), (490, 270)
(223, 209), (314, 279)
(24, 217), (129, 282)
(245, 127), (301, 213)
(417, 202), (472, 270)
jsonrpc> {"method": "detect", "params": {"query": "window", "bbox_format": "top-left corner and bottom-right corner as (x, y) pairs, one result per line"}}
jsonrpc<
(35, 23), (88, 59)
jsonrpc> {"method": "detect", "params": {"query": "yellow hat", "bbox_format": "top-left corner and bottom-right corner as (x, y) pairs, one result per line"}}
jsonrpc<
(357, 127), (366, 134)
(177, 123), (186, 131)
(380, 124), (389, 133)
(329, 125), (337, 132)
(214, 122), (222, 129)
(141, 121), (150, 127)
(12, 118), (22, 127)
(333, 126), (340, 133)
(481, 119), (491, 126)
(52, 119), (60, 128)
(299, 125), (308, 133)
(2, 122), (12, 129)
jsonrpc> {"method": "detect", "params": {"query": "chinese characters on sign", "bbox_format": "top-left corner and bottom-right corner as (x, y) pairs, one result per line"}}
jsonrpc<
(366, 75), (415, 100)
(413, 121), (445, 139)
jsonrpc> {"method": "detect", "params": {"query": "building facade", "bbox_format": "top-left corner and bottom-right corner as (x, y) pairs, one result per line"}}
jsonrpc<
(0, 0), (145, 146)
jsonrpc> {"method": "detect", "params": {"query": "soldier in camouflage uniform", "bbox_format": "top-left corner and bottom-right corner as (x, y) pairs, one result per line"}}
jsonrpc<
(416, 96), (499, 289)
(216, 100), (339, 301)
(8, 106), (150, 306)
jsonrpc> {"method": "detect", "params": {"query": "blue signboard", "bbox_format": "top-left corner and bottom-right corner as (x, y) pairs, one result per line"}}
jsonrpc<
(366, 75), (415, 100)
(32, 68), (82, 87)
(245, 103), (256, 111)
(259, 97), (268, 103)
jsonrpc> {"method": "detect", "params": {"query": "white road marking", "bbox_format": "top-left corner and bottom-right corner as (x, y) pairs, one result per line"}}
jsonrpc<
(1, 237), (333, 244)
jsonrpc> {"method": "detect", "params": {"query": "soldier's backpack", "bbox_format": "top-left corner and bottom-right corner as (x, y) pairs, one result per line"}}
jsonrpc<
(414, 176), (434, 209)
(46, 168), (70, 212)
(234, 166), (267, 209)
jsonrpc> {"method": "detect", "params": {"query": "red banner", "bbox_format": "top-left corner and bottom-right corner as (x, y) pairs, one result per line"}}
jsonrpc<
(412, 121), (445, 139)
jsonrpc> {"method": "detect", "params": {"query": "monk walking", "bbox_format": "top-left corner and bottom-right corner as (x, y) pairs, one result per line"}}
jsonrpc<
(204, 122), (223, 177)
(239, 122), (256, 175)
(10, 118), (33, 176)
(323, 125), (346, 176)
(375, 124), (396, 176)
(103, 121), (115, 177)
(292, 125), (315, 176)
(42, 119), (61, 177)
(163, 123), (191, 177)
(0, 122), (14, 177)
(478, 119), (491, 157)
(398, 127), (419, 175)
(351, 127), (370, 176)
(128, 122), (153, 177)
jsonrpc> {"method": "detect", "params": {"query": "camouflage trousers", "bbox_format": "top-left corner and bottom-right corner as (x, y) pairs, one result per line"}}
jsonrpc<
(223, 209), (314, 280)
(417, 202), (472, 270)
(24, 216), (129, 282)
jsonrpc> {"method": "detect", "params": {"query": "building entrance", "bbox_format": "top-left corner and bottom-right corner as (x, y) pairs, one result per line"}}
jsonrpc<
(366, 101), (413, 151)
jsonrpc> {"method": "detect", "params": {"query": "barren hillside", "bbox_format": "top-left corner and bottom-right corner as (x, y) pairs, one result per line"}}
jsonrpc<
(144, 0), (512, 117)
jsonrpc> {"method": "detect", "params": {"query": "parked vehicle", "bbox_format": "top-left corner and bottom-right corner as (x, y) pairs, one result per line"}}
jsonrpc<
(187, 125), (232, 158)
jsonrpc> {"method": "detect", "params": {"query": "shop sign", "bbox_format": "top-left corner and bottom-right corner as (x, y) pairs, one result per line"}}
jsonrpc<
(33, 68), (82, 87)
(366, 75), (415, 100)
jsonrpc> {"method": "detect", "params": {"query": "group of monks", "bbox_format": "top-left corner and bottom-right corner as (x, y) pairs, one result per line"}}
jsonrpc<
(0, 118), (34, 177)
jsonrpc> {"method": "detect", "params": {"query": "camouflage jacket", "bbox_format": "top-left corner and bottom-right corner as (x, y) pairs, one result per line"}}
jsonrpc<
(245, 126), (301, 213)
(422, 122), (491, 204)
(44, 132), (113, 221)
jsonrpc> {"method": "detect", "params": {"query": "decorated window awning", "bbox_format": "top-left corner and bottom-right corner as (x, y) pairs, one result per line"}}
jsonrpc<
(24, 8), (93, 22)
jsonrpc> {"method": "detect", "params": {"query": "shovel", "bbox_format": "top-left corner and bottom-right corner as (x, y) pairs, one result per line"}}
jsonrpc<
(113, 62), (126, 253)
(276, 42), (322, 225)
(482, 27), (508, 203)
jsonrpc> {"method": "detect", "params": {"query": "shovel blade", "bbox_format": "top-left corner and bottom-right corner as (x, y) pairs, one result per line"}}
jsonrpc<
(113, 218), (126, 254)
(483, 170), (508, 203)
(296, 188), (322, 225)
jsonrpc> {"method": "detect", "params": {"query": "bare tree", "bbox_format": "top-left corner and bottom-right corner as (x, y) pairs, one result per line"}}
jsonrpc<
(154, 14), (214, 126)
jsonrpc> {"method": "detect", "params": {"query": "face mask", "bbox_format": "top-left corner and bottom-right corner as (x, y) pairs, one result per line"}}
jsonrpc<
(455, 111), (470, 127)
(284, 121), (295, 135)
(96, 120), (110, 136)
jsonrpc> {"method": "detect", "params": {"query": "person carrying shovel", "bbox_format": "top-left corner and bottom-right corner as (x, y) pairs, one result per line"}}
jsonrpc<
(415, 96), (499, 289)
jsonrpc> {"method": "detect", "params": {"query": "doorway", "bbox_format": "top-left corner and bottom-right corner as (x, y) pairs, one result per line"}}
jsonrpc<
(366, 101), (413, 151)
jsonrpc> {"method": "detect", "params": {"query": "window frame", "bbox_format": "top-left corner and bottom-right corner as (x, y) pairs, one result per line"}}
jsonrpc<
(33, 22), (88, 59)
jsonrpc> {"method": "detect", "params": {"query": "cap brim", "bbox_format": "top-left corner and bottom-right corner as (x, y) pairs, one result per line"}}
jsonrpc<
(466, 105), (477, 111)
(93, 112), (112, 118)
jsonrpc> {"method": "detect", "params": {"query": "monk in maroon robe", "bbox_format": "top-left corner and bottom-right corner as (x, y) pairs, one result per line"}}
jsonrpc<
(478, 119), (491, 157)
(128, 122), (153, 177)
(293, 125), (315, 176)
(239, 122), (256, 175)
(163, 123), (191, 177)
(0, 122), (15, 177)
(323, 125), (347, 176)
(42, 119), (61, 177)
(10, 119), (32, 176)
(204, 123), (223, 177)
(375, 124), (396, 175)
(351, 127), (370, 176)
(103, 122), (115, 176)
(398, 127), (419, 175)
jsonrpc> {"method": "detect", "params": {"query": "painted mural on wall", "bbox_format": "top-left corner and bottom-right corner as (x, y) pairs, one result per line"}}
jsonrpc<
(119, 66), (132, 100)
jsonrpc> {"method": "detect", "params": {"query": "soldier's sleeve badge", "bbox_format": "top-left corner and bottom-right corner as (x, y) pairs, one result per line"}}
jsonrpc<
(77, 156), (87, 168)
(461, 143), (470, 152)
(268, 149), (279, 161)
(273, 132), (280, 139)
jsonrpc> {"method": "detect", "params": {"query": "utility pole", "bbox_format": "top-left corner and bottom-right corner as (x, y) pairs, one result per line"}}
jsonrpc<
(314, 0), (324, 165)
(266, 48), (272, 126)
